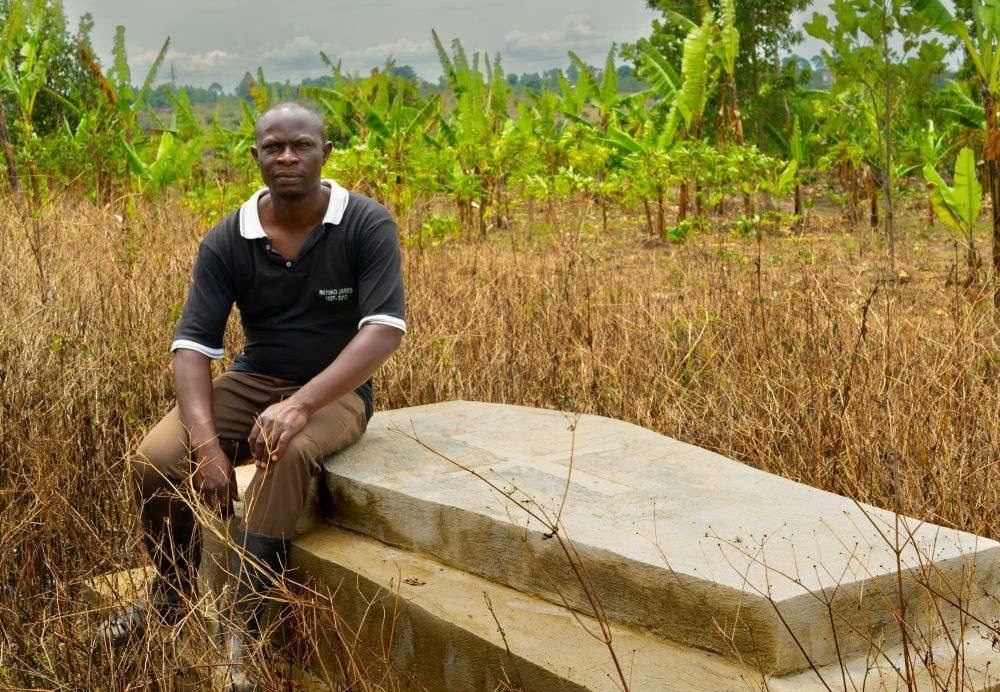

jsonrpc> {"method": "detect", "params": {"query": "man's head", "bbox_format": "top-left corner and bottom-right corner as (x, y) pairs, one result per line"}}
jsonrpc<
(251, 102), (332, 199)
(254, 102), (325, 143)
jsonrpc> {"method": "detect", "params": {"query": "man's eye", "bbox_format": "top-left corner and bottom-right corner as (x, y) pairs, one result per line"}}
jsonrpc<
(264, 144), (281, 153)
(296, 141), (312, 149)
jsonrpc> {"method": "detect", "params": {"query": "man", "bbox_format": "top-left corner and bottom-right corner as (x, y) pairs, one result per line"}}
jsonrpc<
(102, 102), (405, 690)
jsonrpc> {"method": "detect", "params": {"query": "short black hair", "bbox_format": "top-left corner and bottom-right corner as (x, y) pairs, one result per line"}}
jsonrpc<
(254, 102), (326, 142)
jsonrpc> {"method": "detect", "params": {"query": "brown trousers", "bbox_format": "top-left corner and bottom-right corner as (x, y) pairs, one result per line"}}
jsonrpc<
(131, 370), (367, 542)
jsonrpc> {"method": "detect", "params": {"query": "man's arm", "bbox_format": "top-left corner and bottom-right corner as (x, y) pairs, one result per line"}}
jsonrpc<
(248, 323), (403, 466)
(174, 348), (239, 512)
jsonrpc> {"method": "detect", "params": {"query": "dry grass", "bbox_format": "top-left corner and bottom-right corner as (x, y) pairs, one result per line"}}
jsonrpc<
(0, 190), (997, 688)
(393, 203), (999, 539)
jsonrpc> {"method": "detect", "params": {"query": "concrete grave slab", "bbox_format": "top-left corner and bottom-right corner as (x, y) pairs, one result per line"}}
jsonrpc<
(293, 527), (1000, 692)
(93, 516), (1000, 692)
(292, 524), (760, 692)
(322, 401), (1000, 675)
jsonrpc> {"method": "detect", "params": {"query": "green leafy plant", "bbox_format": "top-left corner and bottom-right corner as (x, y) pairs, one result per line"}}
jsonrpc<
(766, 116), (815, 220)
(910, 0), (1000, 305)
(0, 0), (69, 203)
(924, 146), (983, 278)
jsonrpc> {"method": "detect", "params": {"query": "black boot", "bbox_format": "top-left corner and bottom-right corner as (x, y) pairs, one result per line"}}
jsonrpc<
(223, 529), (290, 692)
(97, 502), (200, 649)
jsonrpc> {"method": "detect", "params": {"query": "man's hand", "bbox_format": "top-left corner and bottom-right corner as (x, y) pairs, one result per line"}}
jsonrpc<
(246, 323), (403, 468)
(192, 440), (238, 518)
(249, 399), (310, 467)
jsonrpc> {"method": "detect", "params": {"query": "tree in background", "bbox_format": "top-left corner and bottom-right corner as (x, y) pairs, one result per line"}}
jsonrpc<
(0, 0), (102, 192)
(0, 0), (100, 133)
(627, 0), (809, 145)
(911, 0), (1000, 307)
(806, 0), (945, 277)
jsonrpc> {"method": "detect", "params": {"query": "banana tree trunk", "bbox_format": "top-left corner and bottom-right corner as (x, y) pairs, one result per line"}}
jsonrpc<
(984, 88), (1000, 309)
(925, 184), (934, 229)
(869, 180), (879, 232)
(847, 165), (859, 225)
(0, 101), (18, 192)
(727, 80), (753, 218)
(794, 183), (803, 230)
(657, 185), (666, 240)
(642, 199), (655, 237)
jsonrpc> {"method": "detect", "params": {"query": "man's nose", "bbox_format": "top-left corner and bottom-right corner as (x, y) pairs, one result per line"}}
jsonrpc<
(277, 146), (298, 164)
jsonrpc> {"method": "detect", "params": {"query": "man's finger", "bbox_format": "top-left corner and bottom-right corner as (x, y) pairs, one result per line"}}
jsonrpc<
(248, 420), (261, 446)
(270, 429), (290, 462)
(251, 429), (266, 462)
(254, 428), (270, 467)
(250, 420), (267, 459)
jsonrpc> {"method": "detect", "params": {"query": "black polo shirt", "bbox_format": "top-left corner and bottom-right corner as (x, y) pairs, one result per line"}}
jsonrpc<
(171, 180), (406, 415)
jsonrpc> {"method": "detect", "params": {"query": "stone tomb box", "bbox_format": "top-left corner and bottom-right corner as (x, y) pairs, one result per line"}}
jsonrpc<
(320, 401), (1000, 677)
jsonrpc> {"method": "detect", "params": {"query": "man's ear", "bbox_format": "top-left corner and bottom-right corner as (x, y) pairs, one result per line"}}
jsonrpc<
(323, 141), (333, 160)
(251, 145), (260, 163)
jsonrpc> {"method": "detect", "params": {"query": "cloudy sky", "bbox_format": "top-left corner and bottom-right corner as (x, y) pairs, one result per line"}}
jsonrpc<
(60, 0), (678, 90)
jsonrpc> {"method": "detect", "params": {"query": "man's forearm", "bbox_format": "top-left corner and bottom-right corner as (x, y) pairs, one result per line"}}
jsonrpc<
(290, 323), (403, 415)
(174, 348), (218, 449)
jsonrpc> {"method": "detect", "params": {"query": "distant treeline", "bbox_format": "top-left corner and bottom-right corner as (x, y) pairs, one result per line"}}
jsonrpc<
(147, 60), (654, 110)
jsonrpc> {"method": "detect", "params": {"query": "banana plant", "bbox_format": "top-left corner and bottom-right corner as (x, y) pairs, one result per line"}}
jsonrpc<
(602, 117), (683, 239)
(105, 26), (169, 146)
(557, 57), (593, 127)
(712, 0), (753, 216)
(910, 0), (1000, 306)
(898, 119), (962, 227)
(942, 82), (985, 131)
(924, 146), (983, 277)
(77, 25), (170, 200)
(304, 66), (439, 218)
(602, 39), (683, 233)
(635, 8), (718, 221)
(567, 46), (649, 134)
(667, 9), (715, 140)
(122, 88), (204, 194)
(561, 47), (651, 228)
(0, 0), (67, 200)
(431, 32), (513, 235)
(712, 0), (743, 144)
(766, 116), (815, 218)
(517, 87), (570, 178)
(809, 83), (885, 227)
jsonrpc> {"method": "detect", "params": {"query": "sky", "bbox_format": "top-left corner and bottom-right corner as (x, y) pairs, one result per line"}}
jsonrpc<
(60, 0), (669, 90)
(59, 1), (904, 92)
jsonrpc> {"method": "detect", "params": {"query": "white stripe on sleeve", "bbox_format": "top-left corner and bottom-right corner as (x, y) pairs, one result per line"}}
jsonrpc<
(358, 315), (407, 333)
(170, 339), (225, 359)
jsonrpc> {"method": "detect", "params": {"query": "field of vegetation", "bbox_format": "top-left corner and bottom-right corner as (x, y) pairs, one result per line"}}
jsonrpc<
(2, 0), (1000, 689)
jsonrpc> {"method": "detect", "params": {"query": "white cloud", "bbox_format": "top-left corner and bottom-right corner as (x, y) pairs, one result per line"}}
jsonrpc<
(502, 17), (610, 64)
(342, 37), (435, 61)
(189, 50), (233, 67)
(260, 35), (335, 66)
(129, 48), (240, 83)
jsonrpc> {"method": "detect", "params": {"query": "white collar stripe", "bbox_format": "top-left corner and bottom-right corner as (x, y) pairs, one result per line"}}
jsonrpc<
(238, 179), (349, 239)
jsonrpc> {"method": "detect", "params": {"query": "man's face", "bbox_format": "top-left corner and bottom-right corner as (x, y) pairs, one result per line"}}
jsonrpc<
(251, 109), (331, 199)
